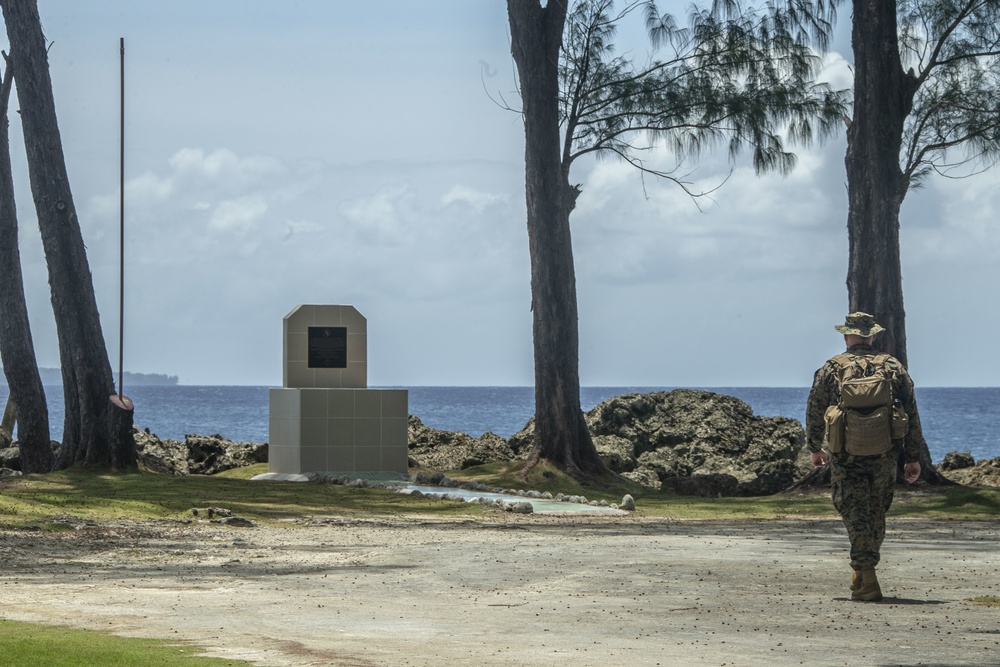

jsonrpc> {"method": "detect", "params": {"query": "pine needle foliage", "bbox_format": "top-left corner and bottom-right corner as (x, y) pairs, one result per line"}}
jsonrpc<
(897, 0), (1000, 185)
(557, 0), (848, 193)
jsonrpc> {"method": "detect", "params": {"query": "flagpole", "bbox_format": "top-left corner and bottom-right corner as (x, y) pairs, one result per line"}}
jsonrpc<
(118, 36), (125, 399)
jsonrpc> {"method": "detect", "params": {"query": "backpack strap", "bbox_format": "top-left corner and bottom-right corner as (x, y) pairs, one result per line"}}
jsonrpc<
(830, 353), (855, 371)
(828, 354), (854, 399)
(831, 352), (864, 381)
(871, 353), (896, 397)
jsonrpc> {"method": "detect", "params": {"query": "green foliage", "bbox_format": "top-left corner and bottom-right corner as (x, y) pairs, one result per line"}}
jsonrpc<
(558, 0), (848, 189)
(897, 0), (1000, 181)
(0, 619), (252, 667)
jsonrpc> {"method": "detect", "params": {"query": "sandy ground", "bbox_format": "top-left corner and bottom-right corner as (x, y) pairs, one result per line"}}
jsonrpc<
(2, 512), (999, 667)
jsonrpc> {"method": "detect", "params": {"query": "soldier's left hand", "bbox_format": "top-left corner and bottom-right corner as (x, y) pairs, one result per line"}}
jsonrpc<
(903, 461), (921, 484)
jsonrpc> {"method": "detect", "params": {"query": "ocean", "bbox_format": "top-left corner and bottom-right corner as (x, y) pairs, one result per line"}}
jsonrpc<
(1, 385), (997, 464)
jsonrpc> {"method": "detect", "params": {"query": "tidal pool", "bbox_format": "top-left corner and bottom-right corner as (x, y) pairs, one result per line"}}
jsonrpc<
(397, 484), (626, 514)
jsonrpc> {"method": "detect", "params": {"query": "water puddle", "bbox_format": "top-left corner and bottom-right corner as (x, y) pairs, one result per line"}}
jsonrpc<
(251, 472), (627, 515)
(393, 484), (626, 515)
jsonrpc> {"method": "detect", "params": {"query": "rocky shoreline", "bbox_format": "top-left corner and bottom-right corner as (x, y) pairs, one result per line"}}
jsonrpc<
(409, 389), (816, 496)
(1, 389), (997, 493)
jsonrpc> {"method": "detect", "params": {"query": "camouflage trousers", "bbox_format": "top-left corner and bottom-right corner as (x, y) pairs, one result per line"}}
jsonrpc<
(830, 451), (898, 570)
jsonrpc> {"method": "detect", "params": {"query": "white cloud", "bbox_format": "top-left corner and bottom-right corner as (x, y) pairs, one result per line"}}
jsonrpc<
(12, 1), (997, 387)
(818, 50), (854, 91)
(208, 195), (268, 234)
(901, 170), (1000, 266)
(440, 185), (508, 213)
(338, 185), (415, 245)
(169, 147), (285, 185)
(570, 134), (848, 290)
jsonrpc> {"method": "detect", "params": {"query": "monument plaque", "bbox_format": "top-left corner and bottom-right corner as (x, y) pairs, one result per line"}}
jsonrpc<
(271, 305), (407, 475)
(308, 326), (347, 368)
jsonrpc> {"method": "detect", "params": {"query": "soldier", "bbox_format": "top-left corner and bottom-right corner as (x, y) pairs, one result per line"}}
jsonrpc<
(806, 312), (924, 602)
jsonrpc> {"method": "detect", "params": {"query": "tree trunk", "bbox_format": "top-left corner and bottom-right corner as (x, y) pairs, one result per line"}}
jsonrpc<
(2, 0), (134, 469)
(845, 0), (910, 365)
(507, 0), (610, 480)
(107, 394), (136, 469)
(0, 53), (52, 473)
(844, 0), (946, 484)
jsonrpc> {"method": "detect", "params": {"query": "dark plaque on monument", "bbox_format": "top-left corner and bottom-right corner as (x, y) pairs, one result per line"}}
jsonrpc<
(308, 326), (348, 368)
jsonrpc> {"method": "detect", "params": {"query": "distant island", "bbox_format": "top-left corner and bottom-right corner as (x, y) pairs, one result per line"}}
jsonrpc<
(2, 368), (179, 387)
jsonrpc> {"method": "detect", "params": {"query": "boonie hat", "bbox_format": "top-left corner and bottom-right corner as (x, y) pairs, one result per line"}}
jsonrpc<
(834, 312), (885, 337)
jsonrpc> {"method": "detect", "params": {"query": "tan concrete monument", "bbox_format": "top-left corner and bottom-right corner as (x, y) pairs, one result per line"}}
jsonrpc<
(268, 305), (408, 475)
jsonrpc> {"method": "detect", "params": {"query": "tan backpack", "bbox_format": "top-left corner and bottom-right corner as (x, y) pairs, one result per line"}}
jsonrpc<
(823, 353), (907, 456)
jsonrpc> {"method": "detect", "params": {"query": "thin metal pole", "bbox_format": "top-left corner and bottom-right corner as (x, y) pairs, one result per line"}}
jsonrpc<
(118, 37), (125, 400)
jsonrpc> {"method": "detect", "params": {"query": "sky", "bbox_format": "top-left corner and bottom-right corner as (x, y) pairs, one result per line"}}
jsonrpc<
(2, 1), (999, 387)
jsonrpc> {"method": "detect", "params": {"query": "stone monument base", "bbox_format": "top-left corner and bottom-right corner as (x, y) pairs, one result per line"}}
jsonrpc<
(268, 388), (408, 475)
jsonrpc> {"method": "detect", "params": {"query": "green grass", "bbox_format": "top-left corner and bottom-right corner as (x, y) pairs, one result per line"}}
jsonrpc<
(0, 464), (482, 529)
(457, 461), (1000, 520)
(631, 485), (1000, 520)
(970, 596), (1000, 608)
(2, 463), (1000, 529)
(0, 619), (252, 666)
(455, 461), (645, 500)
(888, 484), (1000, 519)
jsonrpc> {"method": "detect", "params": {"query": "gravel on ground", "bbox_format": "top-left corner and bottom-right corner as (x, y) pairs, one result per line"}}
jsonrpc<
(2, 514), (998, 666)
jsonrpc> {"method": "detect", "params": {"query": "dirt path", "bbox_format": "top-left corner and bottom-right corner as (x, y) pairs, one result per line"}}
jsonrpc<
(2, 514), (998, 666)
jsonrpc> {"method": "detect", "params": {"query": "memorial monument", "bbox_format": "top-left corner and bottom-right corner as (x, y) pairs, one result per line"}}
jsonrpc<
(268, 305), (408, 475)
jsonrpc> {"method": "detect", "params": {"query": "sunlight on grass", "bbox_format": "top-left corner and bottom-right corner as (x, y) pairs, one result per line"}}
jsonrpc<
(0, 467), (481, 528)
(0, 619), (252, 666)
(969, 596), (1000, 608)
(1, 465), (999, 527)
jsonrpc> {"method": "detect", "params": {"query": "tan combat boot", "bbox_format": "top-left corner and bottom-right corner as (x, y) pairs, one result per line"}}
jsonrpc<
(852, 567), (882, 602)
(850, 569), (862, 592)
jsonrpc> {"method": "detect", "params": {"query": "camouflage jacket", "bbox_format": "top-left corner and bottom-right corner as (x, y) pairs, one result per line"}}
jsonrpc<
(805, 344), (925, 462)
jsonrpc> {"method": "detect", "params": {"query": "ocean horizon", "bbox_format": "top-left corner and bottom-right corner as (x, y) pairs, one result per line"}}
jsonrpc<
(1, 385), (997, 464)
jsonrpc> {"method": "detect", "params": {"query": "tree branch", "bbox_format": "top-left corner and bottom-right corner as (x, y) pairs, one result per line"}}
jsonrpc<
(912, 0), (986, 88)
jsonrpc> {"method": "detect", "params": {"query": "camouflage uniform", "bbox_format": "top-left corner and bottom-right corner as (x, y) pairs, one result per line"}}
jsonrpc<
(806, 342), (927, 570)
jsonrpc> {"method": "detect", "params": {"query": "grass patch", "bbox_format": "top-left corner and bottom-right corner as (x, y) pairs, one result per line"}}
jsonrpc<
(454, 461), (645, 501)
(449, 463), (1000, 520)
(2, 465), (1000, 527)
(633, 490), (836, 519)
(888, 485), (1000, 519)
(969, 596), (1000, 608)
(0, 619), (252, 666)
(0, 466), (481, 529)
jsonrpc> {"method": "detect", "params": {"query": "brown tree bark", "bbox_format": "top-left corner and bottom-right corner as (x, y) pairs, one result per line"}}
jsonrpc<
(507, 0), (610, 480)
(845, 0), (912, 367)
(844, 0), (947, 485)
(0, 52), (52, 473)
(107, 394), (135, 469)
(1, 0), (135, 469)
